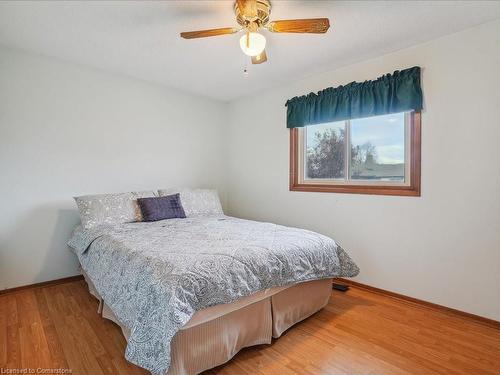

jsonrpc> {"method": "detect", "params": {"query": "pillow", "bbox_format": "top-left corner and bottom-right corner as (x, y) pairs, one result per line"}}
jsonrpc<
(137, 194), (186, 222)
(157, 188), (223, 217)
(74, 190), (156, 229)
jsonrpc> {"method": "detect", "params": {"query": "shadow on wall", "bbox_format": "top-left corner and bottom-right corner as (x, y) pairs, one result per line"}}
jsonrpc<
(45, 207), (82, 280)
(0, 204), (81, 290)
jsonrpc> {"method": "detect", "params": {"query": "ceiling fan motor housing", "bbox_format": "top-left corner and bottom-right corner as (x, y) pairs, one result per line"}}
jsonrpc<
(234, 0), (271, 30)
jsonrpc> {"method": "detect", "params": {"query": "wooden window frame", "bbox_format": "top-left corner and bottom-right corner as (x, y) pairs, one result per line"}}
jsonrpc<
(289, 111), (421, 196)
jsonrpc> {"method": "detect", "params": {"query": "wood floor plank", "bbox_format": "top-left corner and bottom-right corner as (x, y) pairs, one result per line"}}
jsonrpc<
(42, 323), (70, 369)
(0, 323), (6, 367)
(1, 295), (19, 329)
(15, 291), (38, 328)
(18, 324), (37, 369)
(5, 325), (20, 369)
(0, 296), (8, 367)
(34, 288), (52, 327)
(1, 280), (499, 375)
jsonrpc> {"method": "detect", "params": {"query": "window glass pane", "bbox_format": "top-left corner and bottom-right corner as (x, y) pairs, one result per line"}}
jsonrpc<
(305, 122), (345, 180)
(350, 113), (405, 181)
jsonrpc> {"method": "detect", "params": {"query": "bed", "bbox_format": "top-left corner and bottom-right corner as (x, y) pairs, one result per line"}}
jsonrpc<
(68, 190), (359, 375)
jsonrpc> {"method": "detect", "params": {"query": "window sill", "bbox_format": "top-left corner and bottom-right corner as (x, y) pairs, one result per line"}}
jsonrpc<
(289, 183), (420, 196)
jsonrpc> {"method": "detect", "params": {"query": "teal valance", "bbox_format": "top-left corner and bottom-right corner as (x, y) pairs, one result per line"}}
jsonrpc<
(285, 66), (423, 128)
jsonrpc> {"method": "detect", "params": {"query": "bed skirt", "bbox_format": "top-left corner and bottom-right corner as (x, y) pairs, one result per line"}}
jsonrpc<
(82, 273), (332, 375)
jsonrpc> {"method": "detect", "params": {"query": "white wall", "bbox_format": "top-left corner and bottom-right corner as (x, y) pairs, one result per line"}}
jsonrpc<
(0, 46), (227, 290)
(225, 20), (500, 320)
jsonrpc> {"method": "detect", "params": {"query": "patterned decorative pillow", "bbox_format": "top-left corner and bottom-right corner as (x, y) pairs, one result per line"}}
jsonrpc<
(137, 194), (186, 222)
(157, 188), (223, 217)
(74, 191), (156, 229)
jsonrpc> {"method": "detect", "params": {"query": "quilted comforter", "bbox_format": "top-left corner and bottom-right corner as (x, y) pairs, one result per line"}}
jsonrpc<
(68, 216), (359, 374)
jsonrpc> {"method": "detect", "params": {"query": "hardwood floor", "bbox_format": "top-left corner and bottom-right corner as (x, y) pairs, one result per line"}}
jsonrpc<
(1, 280), (499, 375)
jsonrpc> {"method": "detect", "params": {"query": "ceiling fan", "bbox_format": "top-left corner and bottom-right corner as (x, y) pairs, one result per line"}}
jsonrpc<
(180, 0), (330, 65)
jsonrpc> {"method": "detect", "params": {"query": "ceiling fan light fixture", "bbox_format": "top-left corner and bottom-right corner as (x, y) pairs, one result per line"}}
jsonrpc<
(239, 32), (266, 56)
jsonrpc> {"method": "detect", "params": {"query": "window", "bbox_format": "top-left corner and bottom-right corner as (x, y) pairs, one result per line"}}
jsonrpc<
(290, 111), (421, 196)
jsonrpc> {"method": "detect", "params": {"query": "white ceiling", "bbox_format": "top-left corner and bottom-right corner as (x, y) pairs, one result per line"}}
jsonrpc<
(1, 1), (500, 101)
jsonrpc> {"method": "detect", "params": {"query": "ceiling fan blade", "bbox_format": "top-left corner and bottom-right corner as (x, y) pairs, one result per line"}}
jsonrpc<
(237, 0), (257, 19)
(251, 50), (267, 64)
(267, 18), (330, 34)
(180, 27), (240, 39)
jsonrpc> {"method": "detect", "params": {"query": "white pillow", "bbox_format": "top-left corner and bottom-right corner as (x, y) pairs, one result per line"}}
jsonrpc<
(158, 188), (223, 217)
(74, 190), (156, 229)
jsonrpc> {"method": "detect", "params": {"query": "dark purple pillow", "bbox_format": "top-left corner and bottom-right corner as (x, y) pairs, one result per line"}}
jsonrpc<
(137, 194), (186, 222)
